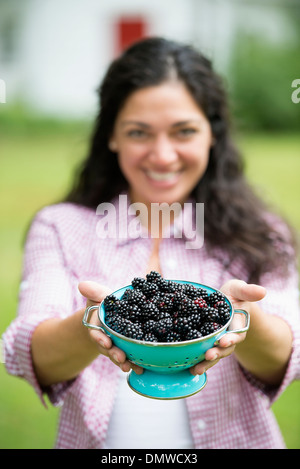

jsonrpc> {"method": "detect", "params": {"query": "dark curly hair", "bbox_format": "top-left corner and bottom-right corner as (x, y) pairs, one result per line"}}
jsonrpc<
(65, 37), (297, 283)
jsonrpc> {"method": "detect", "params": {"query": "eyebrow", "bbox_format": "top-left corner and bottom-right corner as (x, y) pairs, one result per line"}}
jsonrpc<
(171, 120), (202, 128)
(120, 119), (203, 128)
(121, 121), (150, 128)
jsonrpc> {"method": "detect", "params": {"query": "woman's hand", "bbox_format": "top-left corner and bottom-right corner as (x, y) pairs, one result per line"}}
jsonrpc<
(79, 281), (144, 375)
(190, 279), (266, 376)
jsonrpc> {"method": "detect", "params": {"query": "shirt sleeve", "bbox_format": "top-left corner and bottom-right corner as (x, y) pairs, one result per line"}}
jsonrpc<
(2, 207), (83, 407)
(240, 257), (300, 405)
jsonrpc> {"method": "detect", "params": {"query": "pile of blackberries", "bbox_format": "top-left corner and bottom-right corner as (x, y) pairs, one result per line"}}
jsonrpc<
(103, 271), (231, 343)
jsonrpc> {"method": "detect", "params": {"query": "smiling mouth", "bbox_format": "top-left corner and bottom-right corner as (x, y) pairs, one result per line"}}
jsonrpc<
(146, 170), (182, 182)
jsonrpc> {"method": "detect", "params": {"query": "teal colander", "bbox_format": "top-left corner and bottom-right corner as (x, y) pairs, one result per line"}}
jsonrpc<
(82, 280), (249, 399)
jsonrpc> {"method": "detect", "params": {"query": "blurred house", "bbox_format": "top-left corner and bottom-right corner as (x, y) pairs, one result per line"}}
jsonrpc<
(0, 0), (297, 119)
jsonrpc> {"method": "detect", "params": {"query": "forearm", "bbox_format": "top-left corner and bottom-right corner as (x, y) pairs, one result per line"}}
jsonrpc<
(31, 309), (100, 387)
(234, 303), (293, 386)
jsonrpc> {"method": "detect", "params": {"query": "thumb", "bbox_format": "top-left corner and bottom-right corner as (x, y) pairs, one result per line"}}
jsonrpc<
(221, 279), (266, 303)
(78, 281), (112, 307)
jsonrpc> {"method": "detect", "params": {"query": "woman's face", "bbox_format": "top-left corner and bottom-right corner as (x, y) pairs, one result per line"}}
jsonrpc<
(110, 81), (213, 208)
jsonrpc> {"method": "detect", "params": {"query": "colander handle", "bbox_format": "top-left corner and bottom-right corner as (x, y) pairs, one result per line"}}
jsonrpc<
(226, 308), (250, 334)
(82, 304), (107, 334)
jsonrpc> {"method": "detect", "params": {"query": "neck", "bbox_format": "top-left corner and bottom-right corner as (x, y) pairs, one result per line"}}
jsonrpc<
(128, 191), (184, 239)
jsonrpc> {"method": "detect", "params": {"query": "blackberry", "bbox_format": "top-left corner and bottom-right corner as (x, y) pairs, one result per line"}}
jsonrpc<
(182, 284), (199, 299)
(155, 277), (171, 292)
(141, 281), (159, 298)
(104, 310), (114, 324)
(195, 288), (209, 302)
(172, 291), (188, 308)
(156, 311), (172, 321)
(173, 316), (190, 336)
(131, 277), (146, 290)
(165, 330), (182, 342)
(157, 293), (175, 314)
(200, 321), (222, 336)
(154, 317), (173, 339)
(147, 301), (168, 321)
(207, 291), (225, 306)
(146, 271), (162, 283)
(147, 292), (162, 310)
(176, 297), (198, 317)
(122, 288), (146, 307)
(217, 303), (231, 325)
(140, 302), (159, 321)
(200, 306), (221, 323)
(143, 319), (157, 334)
(188, 313), (202, 330)
(166, 280), (183, 293)
(115, 299), (131, 318)
(127, 304), (142, 322)
(122, 321), (144, 340)
(120, 289), (131, 303)
(121, 288), (132, 301)
(215, 299), (230, 310)
(103, 294), (120, 313)
(185, 329), (203, 340)
(143, 332), (158, 342)
(194, 297), (208, 310)
(148, 292), (161, 304)
(114, 299), (142, 322)
(135, 291), (148, 307)
(106, 314), (127, 334)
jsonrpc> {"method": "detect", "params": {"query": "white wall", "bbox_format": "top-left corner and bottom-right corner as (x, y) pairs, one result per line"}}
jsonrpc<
(0, 0), (296, 118)
(15, 0), (198, 118)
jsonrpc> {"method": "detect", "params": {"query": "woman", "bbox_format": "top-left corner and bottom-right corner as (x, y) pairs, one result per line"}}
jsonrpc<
(3, 37), (300, 449)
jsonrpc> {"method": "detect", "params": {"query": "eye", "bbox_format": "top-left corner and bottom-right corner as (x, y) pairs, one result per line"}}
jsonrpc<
(176, 127), (198, 138)
(127, 129), (148, 139)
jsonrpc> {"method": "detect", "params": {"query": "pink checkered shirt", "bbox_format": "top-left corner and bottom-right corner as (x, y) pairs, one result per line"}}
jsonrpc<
(3, 196), (300, 449)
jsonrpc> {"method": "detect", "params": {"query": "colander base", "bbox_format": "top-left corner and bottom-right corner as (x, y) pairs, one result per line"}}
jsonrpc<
(127, 369), (207, 400)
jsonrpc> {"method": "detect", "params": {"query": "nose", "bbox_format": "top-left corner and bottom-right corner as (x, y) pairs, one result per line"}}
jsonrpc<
(148, 134), (178, 166)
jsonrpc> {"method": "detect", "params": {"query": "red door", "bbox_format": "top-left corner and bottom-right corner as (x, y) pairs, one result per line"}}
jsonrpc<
(114, 16), (149, 55)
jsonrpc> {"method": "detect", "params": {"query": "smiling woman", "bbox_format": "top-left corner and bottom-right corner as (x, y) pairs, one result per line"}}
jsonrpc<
(67, 38), (296, 283)
(2, 37), (300, 450)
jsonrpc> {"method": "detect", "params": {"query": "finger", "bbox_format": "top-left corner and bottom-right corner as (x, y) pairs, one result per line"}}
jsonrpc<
(190, 343), (236, 376)
(78, 281), (112, 307)
(89, 328), (112, 349)
(221, 279), (266, 302)
(190, 338), (242, 376)
(130, 364), (144, 375)
(239, 283), (266, 302)
(122, 362), (144, 375)
(217, 331), (246, 348)
(190, 357), (220, 376)
(107, 347), (144, 375)
(205, 343), (236, 361)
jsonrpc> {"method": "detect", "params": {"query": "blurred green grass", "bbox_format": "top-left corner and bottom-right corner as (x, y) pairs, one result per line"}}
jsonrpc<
(0, 120), (299, 448)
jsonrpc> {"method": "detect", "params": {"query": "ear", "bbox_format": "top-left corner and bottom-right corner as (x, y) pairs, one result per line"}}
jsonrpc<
(108, 140), (118, 152)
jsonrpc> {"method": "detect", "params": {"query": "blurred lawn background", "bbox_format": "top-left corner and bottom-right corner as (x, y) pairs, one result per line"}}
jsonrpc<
(1, 0), (300, 450)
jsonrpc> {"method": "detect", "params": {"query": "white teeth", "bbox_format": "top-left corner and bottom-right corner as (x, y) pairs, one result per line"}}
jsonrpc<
(147, 171), (179, 181)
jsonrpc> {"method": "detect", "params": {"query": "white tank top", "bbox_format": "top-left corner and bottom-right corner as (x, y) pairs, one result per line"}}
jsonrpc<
(104, 371), (194, 449)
